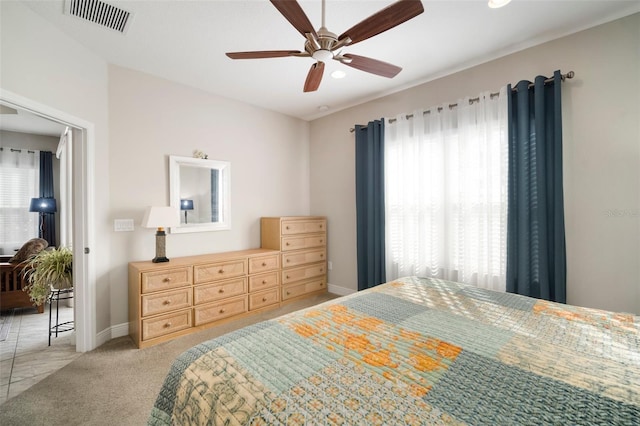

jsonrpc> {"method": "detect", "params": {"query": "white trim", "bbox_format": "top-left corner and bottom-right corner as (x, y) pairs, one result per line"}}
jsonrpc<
(96, 322), (130, 348)
(0, 88), (97, 352)
(327, 283), (355, 297)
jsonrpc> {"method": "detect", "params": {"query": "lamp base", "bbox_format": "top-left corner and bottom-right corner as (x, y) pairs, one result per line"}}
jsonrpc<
(153, 229), (170, 263)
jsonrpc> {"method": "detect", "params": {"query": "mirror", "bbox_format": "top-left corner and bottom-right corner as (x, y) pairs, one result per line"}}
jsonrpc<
(169, 155), (230, 233)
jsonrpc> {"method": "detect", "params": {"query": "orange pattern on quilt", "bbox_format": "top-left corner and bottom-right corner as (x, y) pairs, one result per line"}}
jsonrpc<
(287, 303), (462, 393)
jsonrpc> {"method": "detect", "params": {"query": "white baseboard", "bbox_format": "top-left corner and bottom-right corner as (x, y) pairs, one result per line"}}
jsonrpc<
(95, 322), (129, 348)
(327, 283), (356, 297)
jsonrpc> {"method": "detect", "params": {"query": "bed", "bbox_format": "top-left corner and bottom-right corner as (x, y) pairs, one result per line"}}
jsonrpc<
(148, 276), (639, 425)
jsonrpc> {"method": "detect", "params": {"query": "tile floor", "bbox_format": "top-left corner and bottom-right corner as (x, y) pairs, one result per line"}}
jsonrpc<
(0, 303), (80, 405)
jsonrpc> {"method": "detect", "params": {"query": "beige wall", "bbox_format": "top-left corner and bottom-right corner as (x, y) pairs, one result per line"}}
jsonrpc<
(108, 65), (310, 328)
(310, 13), (640, 314)
(1, 1), (112, 334)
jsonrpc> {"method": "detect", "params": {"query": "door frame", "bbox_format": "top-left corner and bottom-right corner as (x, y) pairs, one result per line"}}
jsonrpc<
(1, 88), (96, 352)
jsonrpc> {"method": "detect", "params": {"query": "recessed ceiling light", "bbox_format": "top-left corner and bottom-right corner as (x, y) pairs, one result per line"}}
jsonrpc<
(318, 105), (330, 112)
(331, 70), (346, 79)
(488, 0), (511, 8)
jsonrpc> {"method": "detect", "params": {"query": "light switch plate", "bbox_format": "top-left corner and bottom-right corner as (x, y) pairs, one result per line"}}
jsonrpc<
(114, 219), (134, 232)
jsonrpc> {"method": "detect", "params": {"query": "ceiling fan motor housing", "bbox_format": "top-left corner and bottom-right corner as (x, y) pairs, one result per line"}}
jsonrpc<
(225, 0), (425, 92)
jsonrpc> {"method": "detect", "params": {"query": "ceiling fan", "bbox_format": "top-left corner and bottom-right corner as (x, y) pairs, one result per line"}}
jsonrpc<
(226, 0), (424, 92)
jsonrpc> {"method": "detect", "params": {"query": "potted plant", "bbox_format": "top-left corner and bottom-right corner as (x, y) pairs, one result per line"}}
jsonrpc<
(23, 246), (73, 306)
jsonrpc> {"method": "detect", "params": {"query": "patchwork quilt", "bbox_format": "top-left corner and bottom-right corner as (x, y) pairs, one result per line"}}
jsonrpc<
(149, 276), (640, 425)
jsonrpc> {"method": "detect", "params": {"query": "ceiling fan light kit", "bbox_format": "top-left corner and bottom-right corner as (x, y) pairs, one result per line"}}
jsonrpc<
(488, 0), (512, 8)
(226, 0), (425, 93)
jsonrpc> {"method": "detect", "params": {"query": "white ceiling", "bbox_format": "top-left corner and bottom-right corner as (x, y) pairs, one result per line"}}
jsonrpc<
(7, 0), (640, 127)
(0, 105), (68, 137)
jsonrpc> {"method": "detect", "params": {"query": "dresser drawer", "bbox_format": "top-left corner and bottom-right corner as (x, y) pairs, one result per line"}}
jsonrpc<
(282, 279), (326, 301)
(194, 296), (247, 326)
(249, 288), (279, 310)
(282, 248), (326, 268)
(248, 271), (279, 292)
(141, 267), (192, 294)
(281, 234), (326, 251)
(142, 309), (192, 340)
(281, 263), (326, 285)
(193, 278), (246, 305)
(141, 288), (192, 317)
(194, 259), (246, 284)
(282, 219), (326, 235)
(248, 254), (280, 274)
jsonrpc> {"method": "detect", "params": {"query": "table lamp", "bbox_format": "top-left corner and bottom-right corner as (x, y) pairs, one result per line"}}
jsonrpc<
(180, 199), (194, 224)
(29, 197), (57, 239)
(141, 206), (179, 263)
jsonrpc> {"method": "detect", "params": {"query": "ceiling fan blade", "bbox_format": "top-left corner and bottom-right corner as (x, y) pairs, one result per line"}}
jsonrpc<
(341, 54), (402, 78)
(270, 0), (317, 38)
(226, 50), (302, 59)
(338, 0), (424, 45)
(303, 62), (325, 92)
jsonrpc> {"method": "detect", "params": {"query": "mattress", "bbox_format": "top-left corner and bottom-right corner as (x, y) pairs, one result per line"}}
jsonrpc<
(149, 276), (640, 425)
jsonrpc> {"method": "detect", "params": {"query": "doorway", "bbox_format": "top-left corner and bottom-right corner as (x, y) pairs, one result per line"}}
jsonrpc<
(0, 90), (95, 353)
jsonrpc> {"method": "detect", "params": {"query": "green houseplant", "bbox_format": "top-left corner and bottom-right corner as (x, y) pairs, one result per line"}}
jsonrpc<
(23, 246), (73, 306)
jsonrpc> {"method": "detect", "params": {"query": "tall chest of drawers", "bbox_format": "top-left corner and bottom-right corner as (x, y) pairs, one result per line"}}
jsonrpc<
(128, 248), (279, 348)
(261, 216), (327, 302)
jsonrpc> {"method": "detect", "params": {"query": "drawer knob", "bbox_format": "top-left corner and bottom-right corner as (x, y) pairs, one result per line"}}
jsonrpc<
(219, 308), (225, 314)
(218, 269), (224, 274)
(262, 280), (267, 284)
(286, 259), (290, 263)
(286, 226), (290, 230)
(286, 291), (291, 295)
(262, 262), (267, 266)
(218, 288), (225, 293)
(320, 283), (324, 286)
(286, 242), (290, 246)
(163, 300), (171, 305)
(164, 322), (172, 328)
(163, 277), (171, 282)
(320, 240), (323, 243)
(319, 224), (323, 228)
(320, 268), (324, 272)
(286, 275), (290, 279)
(320, 254), (324, 257)
(262, 297), (267, 302)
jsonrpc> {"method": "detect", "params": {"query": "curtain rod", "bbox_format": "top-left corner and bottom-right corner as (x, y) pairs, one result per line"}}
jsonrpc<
(0, 147), (36, 154)
(350, 70), (574, 132)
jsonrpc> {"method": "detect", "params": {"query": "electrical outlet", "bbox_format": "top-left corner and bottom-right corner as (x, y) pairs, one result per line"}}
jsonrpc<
(114, 219), (134, 232)
(328, 261), (333, 270)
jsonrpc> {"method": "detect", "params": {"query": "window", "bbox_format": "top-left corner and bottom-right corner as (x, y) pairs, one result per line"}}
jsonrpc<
(0, 147), (39, 255)
(384, 89), (508, 292)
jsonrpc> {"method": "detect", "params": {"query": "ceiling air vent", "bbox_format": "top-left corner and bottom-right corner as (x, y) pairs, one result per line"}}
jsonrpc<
(64, 0), (133, 34)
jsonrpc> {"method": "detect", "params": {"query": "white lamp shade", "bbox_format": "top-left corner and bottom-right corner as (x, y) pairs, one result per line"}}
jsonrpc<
(141, 206), (180, 229)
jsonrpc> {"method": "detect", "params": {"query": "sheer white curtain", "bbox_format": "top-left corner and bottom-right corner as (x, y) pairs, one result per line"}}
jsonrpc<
(384, 87), (508, 292)
(0, 147), (40, 255)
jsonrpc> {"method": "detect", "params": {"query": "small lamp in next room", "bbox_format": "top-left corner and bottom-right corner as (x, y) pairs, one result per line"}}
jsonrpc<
(180, 199), (194, 224)
(141, 206), (179, 263)
(29, 197), (57, 239)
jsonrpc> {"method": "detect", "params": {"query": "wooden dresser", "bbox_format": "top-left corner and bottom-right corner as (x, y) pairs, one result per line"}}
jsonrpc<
(261, 216), (327, 302)
(128, 248), (280, 348)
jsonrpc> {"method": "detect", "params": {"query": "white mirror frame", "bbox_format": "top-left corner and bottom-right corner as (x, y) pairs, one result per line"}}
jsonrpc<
(169, 155), (231, 233)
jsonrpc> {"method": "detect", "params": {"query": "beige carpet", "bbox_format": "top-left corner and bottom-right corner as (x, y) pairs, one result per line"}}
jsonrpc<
(0, 293), (338, 425)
